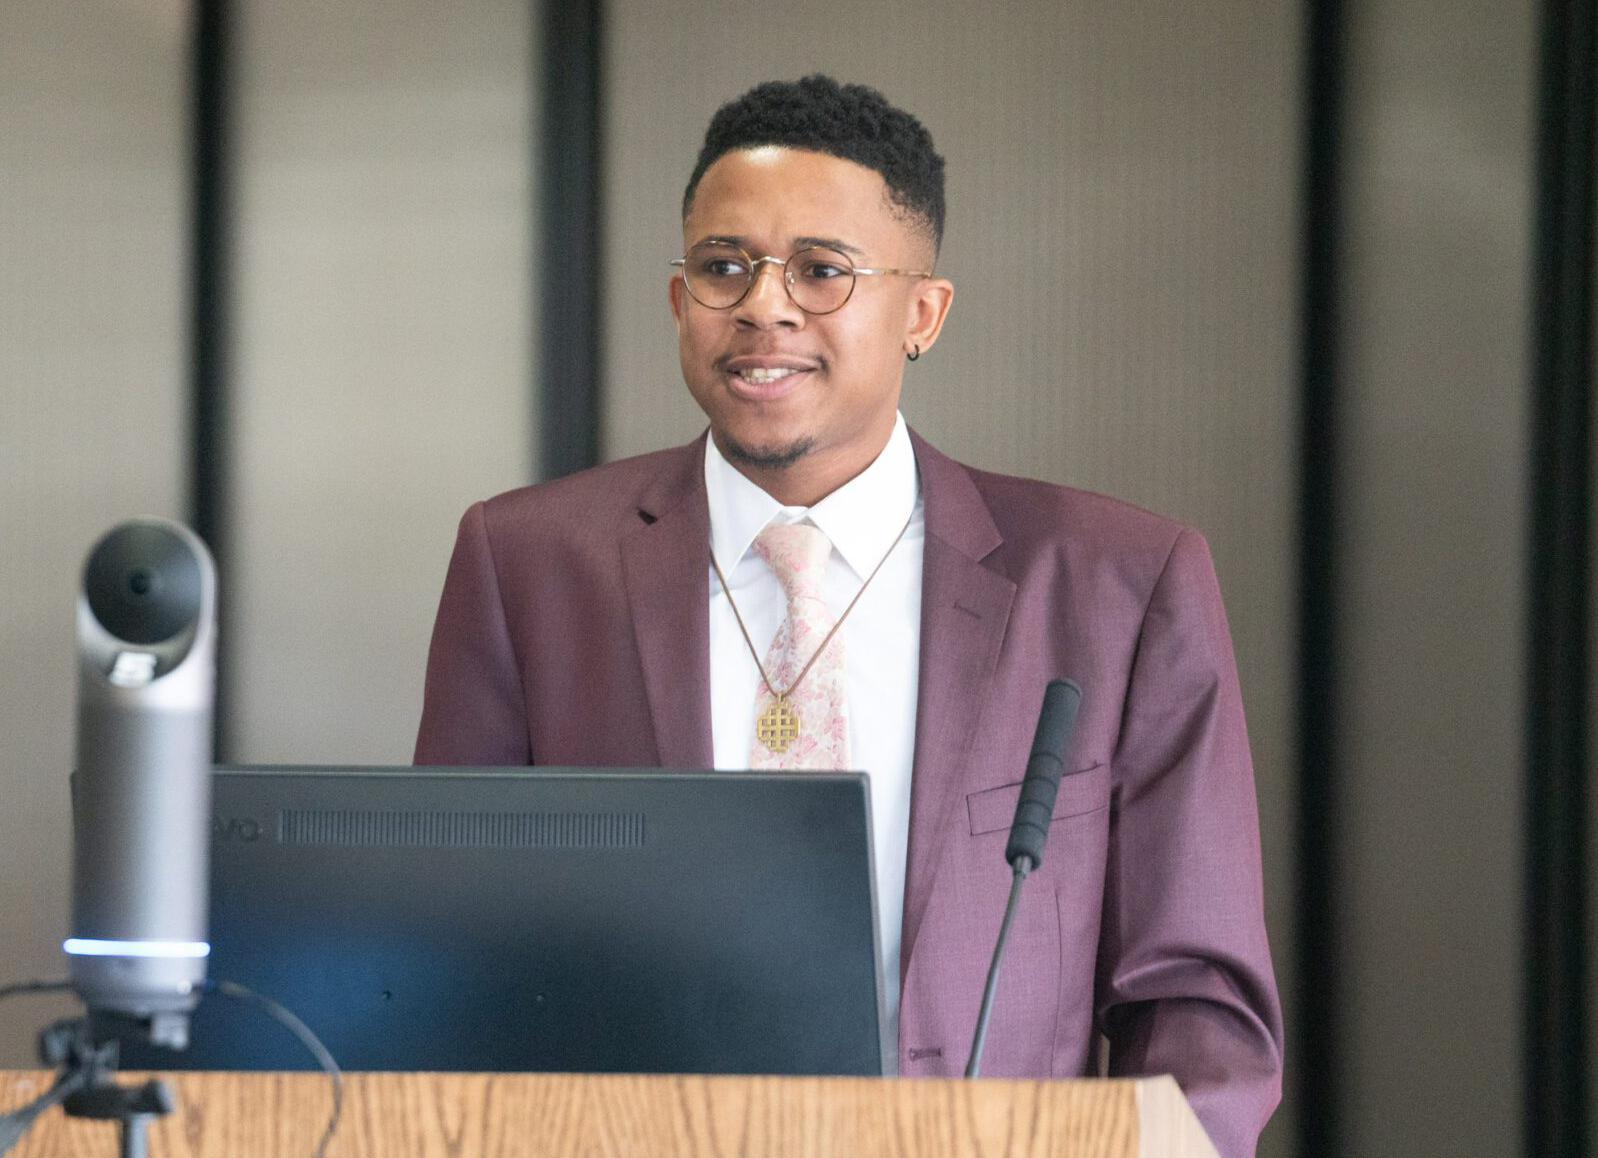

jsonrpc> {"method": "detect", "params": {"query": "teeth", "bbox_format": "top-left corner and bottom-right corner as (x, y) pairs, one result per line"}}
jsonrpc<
(738, 367), (800, 383)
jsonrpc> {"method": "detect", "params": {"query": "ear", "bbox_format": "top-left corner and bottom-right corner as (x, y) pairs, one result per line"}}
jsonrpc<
(668, 272), (685, 334)
(904, 277), (955, 357)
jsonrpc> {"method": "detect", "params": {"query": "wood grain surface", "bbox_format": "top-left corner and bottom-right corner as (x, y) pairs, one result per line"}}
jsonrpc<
(1, 1070), (1216, 1157)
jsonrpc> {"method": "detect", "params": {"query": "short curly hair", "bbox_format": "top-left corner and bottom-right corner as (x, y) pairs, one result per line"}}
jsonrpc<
(683, 75), (946, 253)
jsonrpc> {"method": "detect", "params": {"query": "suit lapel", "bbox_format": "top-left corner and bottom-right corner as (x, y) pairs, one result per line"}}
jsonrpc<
(619, 436), (715, 769)
(902, 432), (1016, 983)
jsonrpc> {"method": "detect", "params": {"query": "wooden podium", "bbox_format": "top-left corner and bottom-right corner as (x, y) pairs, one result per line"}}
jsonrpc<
(2, 1070), (1217, 1157)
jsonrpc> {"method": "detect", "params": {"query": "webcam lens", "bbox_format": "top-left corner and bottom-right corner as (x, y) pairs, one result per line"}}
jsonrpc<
(84, 523), (203, 644)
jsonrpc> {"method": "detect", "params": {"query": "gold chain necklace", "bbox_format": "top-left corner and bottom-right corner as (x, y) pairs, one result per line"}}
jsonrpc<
(710, 510), (914, 754)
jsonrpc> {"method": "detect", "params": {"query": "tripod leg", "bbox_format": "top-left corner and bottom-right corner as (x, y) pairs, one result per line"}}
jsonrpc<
(120, 1112), (150, 1158)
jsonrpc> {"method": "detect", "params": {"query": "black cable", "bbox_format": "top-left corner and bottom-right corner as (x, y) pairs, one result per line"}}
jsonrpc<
(0, 980), (72, 1004)
(199, 979), (342, 1158)
(964, 861), (1030, 1078)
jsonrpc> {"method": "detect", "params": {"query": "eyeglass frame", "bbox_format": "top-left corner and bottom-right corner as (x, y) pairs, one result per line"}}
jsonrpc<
(669, 242), (933, 315)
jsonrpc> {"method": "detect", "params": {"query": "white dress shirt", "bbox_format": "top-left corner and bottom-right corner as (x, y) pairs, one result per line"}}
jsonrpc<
(705, 412), (923, 1059)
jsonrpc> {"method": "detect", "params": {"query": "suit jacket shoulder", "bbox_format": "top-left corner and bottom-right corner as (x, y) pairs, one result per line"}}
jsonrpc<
(414, 435), (710, 768)
(477, 438), (705, 546)
(929, 437), (1194, 573)
(910, 433), (1207, 661)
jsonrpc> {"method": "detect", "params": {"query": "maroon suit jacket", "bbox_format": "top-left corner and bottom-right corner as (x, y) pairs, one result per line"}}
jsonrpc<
(415, 430), (1284, 1157)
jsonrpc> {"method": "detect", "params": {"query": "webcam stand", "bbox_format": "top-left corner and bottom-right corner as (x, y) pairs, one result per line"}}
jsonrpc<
(34, 1017), (175, 1158)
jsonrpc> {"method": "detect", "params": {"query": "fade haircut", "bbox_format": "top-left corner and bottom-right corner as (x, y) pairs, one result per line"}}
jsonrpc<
(682, 75), (946, 254)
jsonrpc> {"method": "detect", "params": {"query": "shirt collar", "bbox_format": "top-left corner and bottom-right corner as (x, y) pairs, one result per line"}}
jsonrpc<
(706, 412), (920, 580)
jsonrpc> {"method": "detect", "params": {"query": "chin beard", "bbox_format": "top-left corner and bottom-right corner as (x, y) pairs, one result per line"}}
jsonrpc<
(718, 433), (817, 473)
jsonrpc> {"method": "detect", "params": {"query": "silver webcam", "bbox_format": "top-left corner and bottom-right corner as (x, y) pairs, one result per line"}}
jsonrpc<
(68, 518), (217, 1049)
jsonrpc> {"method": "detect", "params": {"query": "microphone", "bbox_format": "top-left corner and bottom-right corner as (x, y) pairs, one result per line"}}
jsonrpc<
(1004, 679), (1083, 872)
(965, 678), (1082, 1078)
(66, 519), (217, 1050)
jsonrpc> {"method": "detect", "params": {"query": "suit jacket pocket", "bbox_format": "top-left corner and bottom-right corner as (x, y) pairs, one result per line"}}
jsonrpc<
(965, 762), (1109, 836)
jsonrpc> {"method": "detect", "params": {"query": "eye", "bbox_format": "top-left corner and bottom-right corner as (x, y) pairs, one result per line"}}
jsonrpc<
(690, 246), (750, 279)
(794, 250), (852, 280)
(798, 260), (848, 280)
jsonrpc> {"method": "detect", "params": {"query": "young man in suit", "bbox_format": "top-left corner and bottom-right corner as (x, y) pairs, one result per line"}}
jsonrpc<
(416, 75), (1282, 1157)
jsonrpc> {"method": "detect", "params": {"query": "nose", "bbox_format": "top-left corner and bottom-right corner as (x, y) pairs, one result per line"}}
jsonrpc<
(733, 256), (804, 328)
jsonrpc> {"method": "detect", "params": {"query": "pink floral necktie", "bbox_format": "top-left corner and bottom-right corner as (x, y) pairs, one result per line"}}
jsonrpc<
(749, 522), (849, 770)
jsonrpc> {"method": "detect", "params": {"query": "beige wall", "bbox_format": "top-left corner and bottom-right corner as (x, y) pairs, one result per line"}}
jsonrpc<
(603, 4), (1302, 1152)
(0, 0), (191, 1066)
(0, 0), (535, 1066)
(225, 0), (536, 764)
(1336, 0), (1534, 1151)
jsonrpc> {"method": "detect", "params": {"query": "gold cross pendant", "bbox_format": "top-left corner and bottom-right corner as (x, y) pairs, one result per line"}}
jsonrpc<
(756, 696), (802, 754)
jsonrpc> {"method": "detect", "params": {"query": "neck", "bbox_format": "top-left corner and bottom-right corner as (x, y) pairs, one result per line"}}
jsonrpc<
(717, 428), (894, 508)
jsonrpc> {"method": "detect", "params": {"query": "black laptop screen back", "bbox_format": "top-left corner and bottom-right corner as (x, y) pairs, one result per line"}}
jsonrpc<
(121, 767), (882, 1076)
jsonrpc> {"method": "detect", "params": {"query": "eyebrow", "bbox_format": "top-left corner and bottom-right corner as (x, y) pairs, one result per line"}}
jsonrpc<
(695, 234), (869, 259)
(793, 236), (867, 258)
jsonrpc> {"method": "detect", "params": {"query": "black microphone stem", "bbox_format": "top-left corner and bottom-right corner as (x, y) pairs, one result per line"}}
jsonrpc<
(964, 857), (1032, 1078)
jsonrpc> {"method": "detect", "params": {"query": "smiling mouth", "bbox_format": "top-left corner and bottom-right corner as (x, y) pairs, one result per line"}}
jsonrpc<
(735, 366), (804, 384)
(719, 358), (820, 399)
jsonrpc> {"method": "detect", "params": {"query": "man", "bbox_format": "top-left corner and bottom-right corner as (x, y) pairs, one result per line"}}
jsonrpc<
(416, 76), (1282, 1156)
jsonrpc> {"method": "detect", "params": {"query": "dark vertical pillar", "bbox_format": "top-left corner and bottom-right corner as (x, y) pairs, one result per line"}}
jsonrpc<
(190, 0), (232, 760)
(1297, 1), (1343, 1154)
(539, 0), (604, 479)
(1525, 0), (1595, 1154)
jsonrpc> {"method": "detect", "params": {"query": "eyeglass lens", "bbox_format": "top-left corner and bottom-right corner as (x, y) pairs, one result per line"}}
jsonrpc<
(681, 243), (856, 314)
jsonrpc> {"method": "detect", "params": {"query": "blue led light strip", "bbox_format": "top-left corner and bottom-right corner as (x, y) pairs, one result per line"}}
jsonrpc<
(63, 938), (211, 958)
